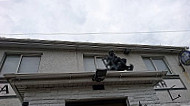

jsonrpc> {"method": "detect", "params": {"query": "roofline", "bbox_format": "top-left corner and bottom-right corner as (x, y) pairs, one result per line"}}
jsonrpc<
(0, 37), (187, 53)
(4, 71), (167, 80)
(4, 71), (167, 101)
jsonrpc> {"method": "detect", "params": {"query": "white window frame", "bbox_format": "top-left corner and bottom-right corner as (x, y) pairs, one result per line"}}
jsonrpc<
(94, 56), (107, 69)
(142, 56), (186, 90)
(0, 53), (42, 75)
(83, 55), (106, 72)
(142, 56), (172, 74)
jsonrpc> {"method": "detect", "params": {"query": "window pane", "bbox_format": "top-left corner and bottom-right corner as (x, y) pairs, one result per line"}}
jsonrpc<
(143, 58), (156, 71)
(152, 59), (170, 72)
(83, 57), (96, 72)
(96, 57), (106, 69)
(1, 55), (20, 75)
(18, 56), (40, 73)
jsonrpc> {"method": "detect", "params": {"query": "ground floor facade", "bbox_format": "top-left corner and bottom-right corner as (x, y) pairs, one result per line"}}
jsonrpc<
(24, 85), (158, 106)
(2, 71), (190, 106)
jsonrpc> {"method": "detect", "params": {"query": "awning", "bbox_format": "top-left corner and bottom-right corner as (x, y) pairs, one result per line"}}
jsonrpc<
(4, 71), (167, 101)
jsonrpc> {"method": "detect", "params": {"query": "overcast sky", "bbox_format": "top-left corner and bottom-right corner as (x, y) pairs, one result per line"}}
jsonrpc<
(0, 0), (190, 48)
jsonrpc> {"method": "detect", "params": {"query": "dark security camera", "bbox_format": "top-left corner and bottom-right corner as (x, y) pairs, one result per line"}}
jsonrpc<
(123, 49), (131, 55)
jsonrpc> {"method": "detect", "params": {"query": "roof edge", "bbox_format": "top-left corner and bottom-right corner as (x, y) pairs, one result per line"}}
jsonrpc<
(4, 71), (167, 80)
(0, 37), (187, 53)
(5, 71), (167, 102)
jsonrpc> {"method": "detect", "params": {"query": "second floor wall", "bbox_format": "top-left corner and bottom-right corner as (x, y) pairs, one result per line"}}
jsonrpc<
(1, 46), (190, 104)
(0, 47), (189, 74)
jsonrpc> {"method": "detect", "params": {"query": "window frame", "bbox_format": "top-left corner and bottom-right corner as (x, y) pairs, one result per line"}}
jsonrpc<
(141, 56), (186, 90)
(142, 56), (173, 74)
(0, 52), (42, 76)
(83, 54), (106, 72)
(94, 56), (107, 69)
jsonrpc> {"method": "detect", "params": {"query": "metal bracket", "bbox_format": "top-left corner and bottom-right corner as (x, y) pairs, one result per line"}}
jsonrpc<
(92, 69), (107, 82)
(167, 85), (181, 101)
(179, 62), (185, 72)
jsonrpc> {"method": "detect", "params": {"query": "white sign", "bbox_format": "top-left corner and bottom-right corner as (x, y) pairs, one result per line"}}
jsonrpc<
(0, 83), (16, 96)
(179, 51), (190, 66)
(154, 79), (185, 90)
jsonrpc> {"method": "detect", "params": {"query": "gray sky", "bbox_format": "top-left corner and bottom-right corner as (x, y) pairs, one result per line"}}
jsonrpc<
(0, 0), (190, 47)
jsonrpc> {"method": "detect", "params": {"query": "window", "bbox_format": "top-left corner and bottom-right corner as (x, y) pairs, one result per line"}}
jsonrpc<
(0, 54), (41, 76)
(83, 56), (106, 72)
(143, 57), (172, 75)
(142, 57), (186, 90)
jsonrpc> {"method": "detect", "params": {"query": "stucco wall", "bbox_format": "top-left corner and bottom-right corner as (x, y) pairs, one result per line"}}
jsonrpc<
(0, 98), (21, 106)
(0, 48), (185, 74)
(0, 48), (79, 73)
(24, 85), (159, 106)
(38, 50), (78, 73)
(0, 48), (190, 105)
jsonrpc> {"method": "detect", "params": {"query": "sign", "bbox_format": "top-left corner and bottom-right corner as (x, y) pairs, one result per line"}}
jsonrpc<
(154, 79), (185, 90)
(0, 83), (16, 96)
(179, 50), (190, 66)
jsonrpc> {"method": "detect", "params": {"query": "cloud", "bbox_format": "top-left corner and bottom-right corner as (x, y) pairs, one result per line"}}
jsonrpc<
(0, 0), (190, 47)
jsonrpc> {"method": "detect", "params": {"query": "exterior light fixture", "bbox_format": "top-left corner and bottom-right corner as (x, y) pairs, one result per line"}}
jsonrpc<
(179, 50), (190, 66)
(92, 69), (107, 82)
(123, 48), (131, 55)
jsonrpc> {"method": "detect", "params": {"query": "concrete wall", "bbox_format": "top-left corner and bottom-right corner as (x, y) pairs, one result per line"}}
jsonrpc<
(0, 48), (185, 74)
(24, 85), (159, 106)
(0, 48), (190, 105)
(0, 98), (21, 106)
(39, 50), (78, 73)
(0, 47), (189, 74)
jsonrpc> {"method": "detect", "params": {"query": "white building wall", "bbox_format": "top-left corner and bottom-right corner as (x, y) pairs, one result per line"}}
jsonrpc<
(38, 50), (78, 73)
(0, 98), (21, 106)
(24, 85), (159, 106)
(0, 47), (190, 105)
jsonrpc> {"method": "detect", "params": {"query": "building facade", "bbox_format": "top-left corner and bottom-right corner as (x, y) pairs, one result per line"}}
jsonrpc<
(0, 38), (190, 106)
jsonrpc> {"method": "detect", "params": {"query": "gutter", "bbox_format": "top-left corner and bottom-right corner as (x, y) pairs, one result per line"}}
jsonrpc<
(4, 71), (167, 80)
(0, 38), (187, 53)
(4, 71), (167, 102)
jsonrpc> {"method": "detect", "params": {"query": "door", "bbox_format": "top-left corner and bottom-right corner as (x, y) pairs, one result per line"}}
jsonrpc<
(66, 98), (129, 106)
